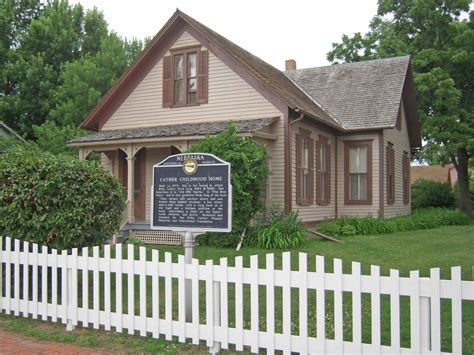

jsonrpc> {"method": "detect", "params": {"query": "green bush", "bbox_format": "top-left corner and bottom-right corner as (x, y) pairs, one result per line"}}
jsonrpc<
(316, 208), (471, 237)
(411, 179), (456, 209)
(195, 232), (241, 248)
(246, 209), (308, 249)
(188, 124), (269, 247)
(0, 149), (125, 250)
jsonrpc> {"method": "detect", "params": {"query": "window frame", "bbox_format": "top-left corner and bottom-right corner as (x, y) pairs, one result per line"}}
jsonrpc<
(344, 140), (373, 205)
(170, 46), (201, 107)
(386, 142), (395, 205)
(296, 128), (314, 206)
(316, 135), (331, 206)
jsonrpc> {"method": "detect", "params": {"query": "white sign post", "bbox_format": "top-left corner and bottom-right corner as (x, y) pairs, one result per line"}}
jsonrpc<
(151, 153), (232, 352)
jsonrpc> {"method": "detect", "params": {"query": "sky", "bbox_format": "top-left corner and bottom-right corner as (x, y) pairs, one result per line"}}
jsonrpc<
(68, 0), (379, 70)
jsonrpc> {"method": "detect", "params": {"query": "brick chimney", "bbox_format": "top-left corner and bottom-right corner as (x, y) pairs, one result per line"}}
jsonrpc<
(285, 59), (296, 71)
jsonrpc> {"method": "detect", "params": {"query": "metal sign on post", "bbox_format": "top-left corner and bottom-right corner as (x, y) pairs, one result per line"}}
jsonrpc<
(151, 153), (232, 351)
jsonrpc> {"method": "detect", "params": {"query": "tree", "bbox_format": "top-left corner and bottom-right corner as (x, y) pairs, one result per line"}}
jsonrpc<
(327, 1), (473, 215)
(0, 0), (143, 138)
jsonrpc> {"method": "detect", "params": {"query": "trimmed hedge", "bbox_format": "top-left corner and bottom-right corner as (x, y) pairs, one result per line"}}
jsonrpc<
(316, 208), (471, 237)
(0, 149), (125, 250)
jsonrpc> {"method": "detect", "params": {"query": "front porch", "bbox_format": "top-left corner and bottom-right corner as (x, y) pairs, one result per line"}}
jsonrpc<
(69, 118), (278, 243)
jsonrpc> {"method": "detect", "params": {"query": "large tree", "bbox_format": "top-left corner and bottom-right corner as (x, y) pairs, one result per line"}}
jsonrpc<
(328, 0), (473, 215)
(0, 0), (143, 138)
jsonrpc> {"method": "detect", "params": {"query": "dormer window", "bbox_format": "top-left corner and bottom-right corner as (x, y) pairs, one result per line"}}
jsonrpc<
(163, 47), (208, 107)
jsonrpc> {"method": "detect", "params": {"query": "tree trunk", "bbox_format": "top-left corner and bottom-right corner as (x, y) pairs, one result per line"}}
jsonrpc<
(453, 148), (473, 216)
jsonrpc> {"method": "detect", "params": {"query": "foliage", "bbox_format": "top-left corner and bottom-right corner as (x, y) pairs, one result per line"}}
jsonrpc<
(32, 121), (86, 156)
(195, 232), (241, 249)
(316, 208), (471, 237)
(454, 176), (474, 208)
(411, 179), (456, 209)
(0, 148), (125, 250)
(0, 0), (144, 138)
(246, 209), (308, 249)
(188, 123), (269, 238)
(327, 0), (474, 215)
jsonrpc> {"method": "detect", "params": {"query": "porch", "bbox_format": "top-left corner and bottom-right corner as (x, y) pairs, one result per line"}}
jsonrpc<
(69, 118), (278, 243)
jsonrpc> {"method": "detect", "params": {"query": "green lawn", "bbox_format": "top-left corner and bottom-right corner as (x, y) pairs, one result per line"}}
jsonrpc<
(0, 225), (473, 353)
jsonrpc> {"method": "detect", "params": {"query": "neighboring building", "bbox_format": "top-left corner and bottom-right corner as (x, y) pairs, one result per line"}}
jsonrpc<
(411, 164), (458, 187)
(69, 10), (421, 241)
(0, 121), (25, 142)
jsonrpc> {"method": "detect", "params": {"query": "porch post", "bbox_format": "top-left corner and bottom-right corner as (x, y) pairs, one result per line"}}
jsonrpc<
(78, 147), (85, 160)
(126, 144), (135, 223)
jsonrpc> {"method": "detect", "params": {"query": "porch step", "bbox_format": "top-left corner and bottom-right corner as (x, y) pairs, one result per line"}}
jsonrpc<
(130, 229), (182, 245)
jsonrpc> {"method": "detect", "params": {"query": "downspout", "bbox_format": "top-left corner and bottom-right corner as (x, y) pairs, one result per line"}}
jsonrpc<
(286, 111), (304, 212)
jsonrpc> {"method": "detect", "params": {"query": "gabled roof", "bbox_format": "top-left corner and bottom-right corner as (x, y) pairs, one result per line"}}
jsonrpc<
(80, 10), (420, 147)
(81, 9), (340, 131)
(285, 56), (421, 146)
(70, 117), (277, 145)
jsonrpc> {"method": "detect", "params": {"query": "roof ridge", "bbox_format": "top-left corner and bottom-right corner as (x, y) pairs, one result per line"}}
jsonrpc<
(285, 55), (411, 73)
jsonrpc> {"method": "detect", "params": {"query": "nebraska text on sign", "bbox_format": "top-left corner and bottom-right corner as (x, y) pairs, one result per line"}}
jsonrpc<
(151, 153), (232, 232)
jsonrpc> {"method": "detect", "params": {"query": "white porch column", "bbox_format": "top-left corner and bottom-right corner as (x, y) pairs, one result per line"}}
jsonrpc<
(126, 144), (135, 223)
(78, 147), (85, 160)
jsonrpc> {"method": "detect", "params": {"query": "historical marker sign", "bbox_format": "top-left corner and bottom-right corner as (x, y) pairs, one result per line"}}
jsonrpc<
(151, 153), (232, 232)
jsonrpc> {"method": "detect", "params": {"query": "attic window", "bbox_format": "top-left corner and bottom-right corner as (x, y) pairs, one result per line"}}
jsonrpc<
(163, 47), (208, 107)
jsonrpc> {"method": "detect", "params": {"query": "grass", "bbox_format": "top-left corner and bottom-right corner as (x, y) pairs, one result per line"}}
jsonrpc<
(1, 224), (473, 353)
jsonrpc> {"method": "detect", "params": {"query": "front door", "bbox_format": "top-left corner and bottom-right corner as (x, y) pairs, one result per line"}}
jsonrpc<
(134, 149), (146, 221)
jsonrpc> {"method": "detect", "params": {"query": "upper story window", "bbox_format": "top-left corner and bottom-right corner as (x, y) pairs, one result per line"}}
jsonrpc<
(344, 140), (372, 205)
(296, 128), (313, 206)
(163, 47), (208, 108)
(316, 135), (331, 205)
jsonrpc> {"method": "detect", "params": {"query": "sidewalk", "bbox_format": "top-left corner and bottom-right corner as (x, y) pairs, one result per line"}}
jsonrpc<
(0, 330), (113, 354)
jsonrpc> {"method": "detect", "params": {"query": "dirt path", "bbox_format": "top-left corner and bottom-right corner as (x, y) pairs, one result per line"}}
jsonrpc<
(0, 330), (113, 354)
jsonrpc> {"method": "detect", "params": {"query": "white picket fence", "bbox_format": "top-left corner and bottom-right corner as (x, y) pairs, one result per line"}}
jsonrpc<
(0, 236), (473, 354)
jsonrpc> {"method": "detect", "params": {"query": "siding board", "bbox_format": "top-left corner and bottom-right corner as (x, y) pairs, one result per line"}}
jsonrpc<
(383, 103), (411, 217)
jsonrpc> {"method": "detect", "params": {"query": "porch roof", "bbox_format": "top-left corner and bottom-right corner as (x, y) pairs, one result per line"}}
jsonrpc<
(69, 117), (278, 145)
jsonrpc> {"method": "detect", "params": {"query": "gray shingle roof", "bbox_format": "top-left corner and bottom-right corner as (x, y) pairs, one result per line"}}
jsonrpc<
(285, 56), (411, 130)
(69, 117), (277, 144)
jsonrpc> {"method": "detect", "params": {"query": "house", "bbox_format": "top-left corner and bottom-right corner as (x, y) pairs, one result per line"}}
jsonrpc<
(69, 10), (421, 243)
(0, 121), (25, 142)
(411, 164), (459, 187)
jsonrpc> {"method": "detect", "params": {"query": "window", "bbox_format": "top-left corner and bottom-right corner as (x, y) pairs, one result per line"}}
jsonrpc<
(344, 140), (372, 205)
(316, 136), (331, 205)
(403, 151), (410, 204)
(296, 129), (313, 205)
(386, 142), (395, 205)
(162, 47), (208, 107)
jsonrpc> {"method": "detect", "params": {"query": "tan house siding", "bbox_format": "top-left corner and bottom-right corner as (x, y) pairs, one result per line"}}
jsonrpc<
(337, 133), (380, 217)
(102, 31), (282, 131)
(383, 103), (411, 217)
(291, 122), (336, 222)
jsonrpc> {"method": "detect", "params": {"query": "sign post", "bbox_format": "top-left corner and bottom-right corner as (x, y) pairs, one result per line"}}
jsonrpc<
(151, 153), (232, 349)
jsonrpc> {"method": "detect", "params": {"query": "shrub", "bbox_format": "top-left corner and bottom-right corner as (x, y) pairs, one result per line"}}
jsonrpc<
(0, 149), (125, 250)
(195, 232), (241, 248)
(246, 209), (308, 249)
(316, 208), (471, 237)
(188, 124), (269, 247)
(411, 179), (456, 209)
